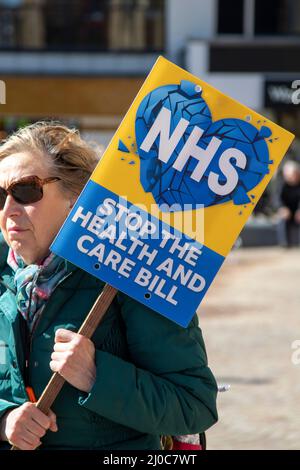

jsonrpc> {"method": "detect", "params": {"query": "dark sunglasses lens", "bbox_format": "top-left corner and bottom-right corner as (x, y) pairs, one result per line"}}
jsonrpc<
(0, 188), (7, 209)
(11, 182), (43, 204)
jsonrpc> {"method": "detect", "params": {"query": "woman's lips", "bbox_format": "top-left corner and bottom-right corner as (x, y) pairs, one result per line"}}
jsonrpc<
(8, 227), (27, 234)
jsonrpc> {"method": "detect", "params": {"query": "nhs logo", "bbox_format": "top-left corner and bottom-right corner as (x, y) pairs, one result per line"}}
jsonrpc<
(135, 80), (272, 210)
(140, 106), (247, 197)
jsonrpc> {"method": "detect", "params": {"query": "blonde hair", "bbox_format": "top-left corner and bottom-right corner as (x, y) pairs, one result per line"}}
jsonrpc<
(0, 121), (100, 196)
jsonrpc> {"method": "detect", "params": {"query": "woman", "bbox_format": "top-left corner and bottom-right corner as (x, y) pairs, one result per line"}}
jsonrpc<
(276, 160), (300, 247)
(0, 122), (218, 450)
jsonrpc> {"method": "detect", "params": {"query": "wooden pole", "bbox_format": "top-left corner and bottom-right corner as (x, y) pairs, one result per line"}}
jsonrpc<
(11, 283), (118, 450)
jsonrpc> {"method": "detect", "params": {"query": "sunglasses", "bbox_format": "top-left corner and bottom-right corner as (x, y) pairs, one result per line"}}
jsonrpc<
(0, 175), (61, 210)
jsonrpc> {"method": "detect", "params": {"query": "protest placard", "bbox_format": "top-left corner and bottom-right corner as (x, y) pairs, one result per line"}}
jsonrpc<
(51, 56), (294, 327)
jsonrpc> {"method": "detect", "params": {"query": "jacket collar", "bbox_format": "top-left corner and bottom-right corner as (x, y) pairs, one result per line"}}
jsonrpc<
(0, 231), (9, 271)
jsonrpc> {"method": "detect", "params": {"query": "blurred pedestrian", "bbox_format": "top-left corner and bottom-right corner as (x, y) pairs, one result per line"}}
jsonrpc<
(277, 160), (300, 247)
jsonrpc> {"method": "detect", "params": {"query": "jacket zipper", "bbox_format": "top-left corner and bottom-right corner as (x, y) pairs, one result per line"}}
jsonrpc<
(24, 267), (42, 389)
(1, 268), (75, 401)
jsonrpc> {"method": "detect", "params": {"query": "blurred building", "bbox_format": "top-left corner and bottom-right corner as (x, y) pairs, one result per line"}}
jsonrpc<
(0, 0), (166, 145)
(0, 0), (299, 139)
(0, 0), (299, 219)
(185, 0), (300, 155)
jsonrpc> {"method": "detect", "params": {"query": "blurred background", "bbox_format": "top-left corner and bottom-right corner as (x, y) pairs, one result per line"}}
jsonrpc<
(0, 0), (299, 449)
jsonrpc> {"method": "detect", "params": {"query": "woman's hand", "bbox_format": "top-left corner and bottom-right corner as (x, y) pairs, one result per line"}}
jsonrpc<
(50, 329), (96, 393)
(278, 206), (291, 220)
(0, 402), (57, 450)
(295, 209), (300, 224)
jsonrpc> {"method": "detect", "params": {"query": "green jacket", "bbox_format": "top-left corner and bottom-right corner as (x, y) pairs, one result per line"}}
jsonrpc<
(0, 233), (218, 450)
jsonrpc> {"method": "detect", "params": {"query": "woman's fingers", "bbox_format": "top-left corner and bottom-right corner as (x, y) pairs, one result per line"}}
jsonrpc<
(4, 402), (57, 449)
(17, 435), (42, 451)
(48, 409), (58, 433)
(53, 341), (71, 352)
(18, 409), (57, 449)
(51, 351), (65, 361)
(24, 419), (47, 439)
(31, 406), (52, 430)
(55, 328), (76, 343)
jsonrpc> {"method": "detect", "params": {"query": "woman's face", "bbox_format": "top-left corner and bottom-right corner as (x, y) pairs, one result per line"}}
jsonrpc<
(0, 151), (75, 265)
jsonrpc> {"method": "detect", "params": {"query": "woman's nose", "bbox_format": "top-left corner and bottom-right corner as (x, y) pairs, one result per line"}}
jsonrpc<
(2, 194), (23, 217)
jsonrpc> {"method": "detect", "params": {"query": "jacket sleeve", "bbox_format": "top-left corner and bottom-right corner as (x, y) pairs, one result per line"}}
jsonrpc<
(0, 400), (18, 421)
(78, 293), (218, 435)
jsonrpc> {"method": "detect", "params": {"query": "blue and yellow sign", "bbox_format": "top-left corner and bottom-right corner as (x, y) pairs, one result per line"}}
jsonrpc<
(51, 57), (294, 327)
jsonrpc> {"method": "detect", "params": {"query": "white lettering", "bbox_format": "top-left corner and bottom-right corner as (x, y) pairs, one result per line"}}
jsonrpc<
(72, 206), (93, 227)
(208, 148), (247, 196)
(174, 129), (221, 183)
(140, 106), (249, 195)
(77, 235), (94, 253)
(187, 273), (206, 292)
(135, 267), (152, 287)
(140, 107), (189, 163)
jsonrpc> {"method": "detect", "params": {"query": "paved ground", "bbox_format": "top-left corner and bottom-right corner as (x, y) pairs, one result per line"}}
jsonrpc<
(198, 247), (300, 450)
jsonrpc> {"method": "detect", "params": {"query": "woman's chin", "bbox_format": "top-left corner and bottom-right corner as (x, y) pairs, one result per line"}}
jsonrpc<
(8, 230), (29, 242)
(9, 240), (22, 251)
(9, 240), (30, 260)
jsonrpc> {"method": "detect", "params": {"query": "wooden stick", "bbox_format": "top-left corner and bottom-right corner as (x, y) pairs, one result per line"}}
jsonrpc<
(11, 283), (118, 450)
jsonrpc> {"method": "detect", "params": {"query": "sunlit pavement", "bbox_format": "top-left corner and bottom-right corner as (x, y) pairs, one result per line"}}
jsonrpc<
(199, 247), (300, 450)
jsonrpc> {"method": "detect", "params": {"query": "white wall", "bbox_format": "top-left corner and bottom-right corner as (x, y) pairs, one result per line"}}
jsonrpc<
(166, 0), (217, 63)
(185, 40), (264, 110)
(201, 73), (264, 110)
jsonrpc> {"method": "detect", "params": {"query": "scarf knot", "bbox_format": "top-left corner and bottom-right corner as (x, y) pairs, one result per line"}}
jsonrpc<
(7, 249), (68, 332)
